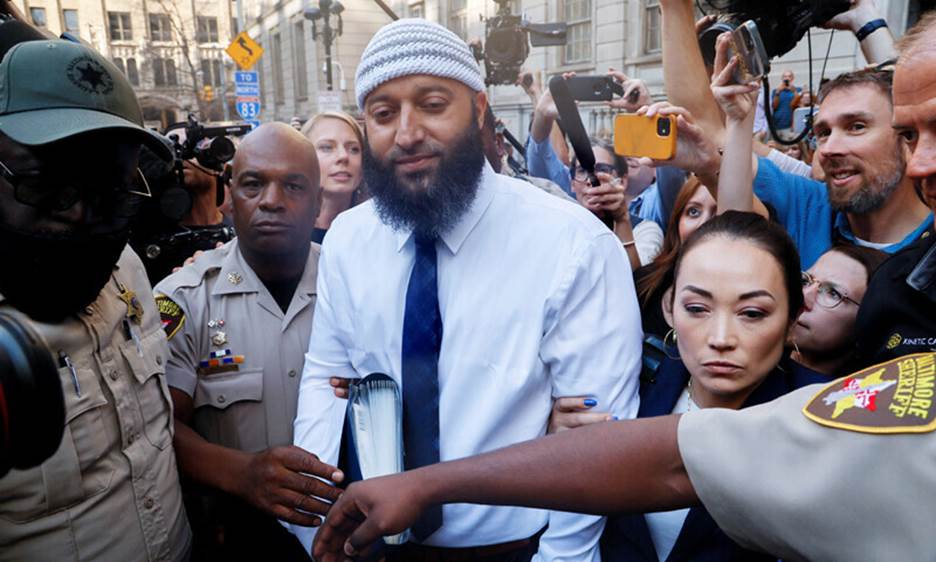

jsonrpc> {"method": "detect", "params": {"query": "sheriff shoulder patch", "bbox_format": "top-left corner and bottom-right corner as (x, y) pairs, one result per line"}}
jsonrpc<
(155, 294), (185, 340)
(803, 352), (936, 434)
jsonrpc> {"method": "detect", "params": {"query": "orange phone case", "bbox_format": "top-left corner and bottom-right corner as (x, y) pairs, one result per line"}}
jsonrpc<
(613, 114), (677, 160)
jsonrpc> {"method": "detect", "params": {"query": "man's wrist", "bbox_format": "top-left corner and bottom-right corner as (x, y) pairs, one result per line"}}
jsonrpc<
(855, 18), (888, 41)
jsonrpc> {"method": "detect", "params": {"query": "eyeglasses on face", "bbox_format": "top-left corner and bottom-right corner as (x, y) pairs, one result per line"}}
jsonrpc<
(571, 163), (617, 182)
(800, 271), (860, 309)
(0, 158), (151, 217)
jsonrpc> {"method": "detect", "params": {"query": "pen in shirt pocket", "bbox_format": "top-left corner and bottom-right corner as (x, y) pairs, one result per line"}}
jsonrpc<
(59, 351), (80, 397)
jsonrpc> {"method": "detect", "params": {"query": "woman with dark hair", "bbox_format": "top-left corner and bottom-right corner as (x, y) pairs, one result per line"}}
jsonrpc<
(595, 211), (827, 562)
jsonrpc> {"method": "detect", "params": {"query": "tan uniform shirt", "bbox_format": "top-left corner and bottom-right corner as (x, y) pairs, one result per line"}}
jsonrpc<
(154, 239), (319, 452)
(0, 246), (191, 562)
(679, 353), (936, 562)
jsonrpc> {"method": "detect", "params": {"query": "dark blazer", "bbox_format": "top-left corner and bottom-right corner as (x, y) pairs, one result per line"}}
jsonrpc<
(600, 355), (828, 562)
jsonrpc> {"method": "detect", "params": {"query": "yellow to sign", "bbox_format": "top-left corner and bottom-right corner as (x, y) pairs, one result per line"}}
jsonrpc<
(226, 32), (264, 70)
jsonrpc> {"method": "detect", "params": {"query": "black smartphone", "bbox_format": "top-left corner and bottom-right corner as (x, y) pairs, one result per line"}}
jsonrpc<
(565, 75), (624, 102)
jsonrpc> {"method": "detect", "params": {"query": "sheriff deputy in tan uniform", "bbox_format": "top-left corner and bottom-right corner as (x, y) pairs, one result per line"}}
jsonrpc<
(0, 38), (190, 560)
(154, 123), (343, 561)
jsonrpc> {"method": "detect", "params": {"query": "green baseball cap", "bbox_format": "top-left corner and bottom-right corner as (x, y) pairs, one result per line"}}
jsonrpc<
(0, 39), (172, 160)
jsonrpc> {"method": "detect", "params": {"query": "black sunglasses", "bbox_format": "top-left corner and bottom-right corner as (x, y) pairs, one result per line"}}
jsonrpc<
(0, 158), (151, 217)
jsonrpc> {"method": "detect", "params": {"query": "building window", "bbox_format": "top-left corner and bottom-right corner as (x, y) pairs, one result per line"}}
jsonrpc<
(409, 1), (424, 18)
(196, 16), (219, 43)
(108, 12), (132, 41)
(113, 57), (139, 86)
(561, 0), (591, 64)
(29, 7), (47, 28)
(149, 13), (173, 42)
(153, 57), (177, 87)
(272, 32), (284, 104)
(448, 0), (467, 39)
(201, 58), (223, 86)
(643, 0), (662, 54)
(63, 9), (79, 33)
(292, 21), (308, 99)
(126, 58), (140, 86)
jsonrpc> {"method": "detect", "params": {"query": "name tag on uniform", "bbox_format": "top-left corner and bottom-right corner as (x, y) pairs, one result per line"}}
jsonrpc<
(803, 353), (936, 434)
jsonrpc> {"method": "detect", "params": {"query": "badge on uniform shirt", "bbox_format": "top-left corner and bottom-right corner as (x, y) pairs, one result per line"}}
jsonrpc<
(803, 352), (936, 434)
(155, 294), (185, 340)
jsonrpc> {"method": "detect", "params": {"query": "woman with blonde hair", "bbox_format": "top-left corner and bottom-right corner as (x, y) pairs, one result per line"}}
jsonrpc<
(300, 111), (368, 243)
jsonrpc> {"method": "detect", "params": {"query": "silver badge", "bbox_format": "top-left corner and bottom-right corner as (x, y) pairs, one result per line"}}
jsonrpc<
(211, 331), (228, 346)
(227, 272), (243, 285)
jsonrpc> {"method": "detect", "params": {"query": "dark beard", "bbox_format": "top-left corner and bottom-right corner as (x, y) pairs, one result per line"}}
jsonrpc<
(363, 122), (485, 239)
(0, 224), (129, 323)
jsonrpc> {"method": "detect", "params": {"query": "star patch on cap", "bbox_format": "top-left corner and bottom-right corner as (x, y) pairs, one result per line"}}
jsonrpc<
(155, 294), (185, 340)
(66, 56), (114, 95)
(803, 353), (936, 434)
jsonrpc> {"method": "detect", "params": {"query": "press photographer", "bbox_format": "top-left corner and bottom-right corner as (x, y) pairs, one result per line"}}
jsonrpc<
(131, 116), (249, 284)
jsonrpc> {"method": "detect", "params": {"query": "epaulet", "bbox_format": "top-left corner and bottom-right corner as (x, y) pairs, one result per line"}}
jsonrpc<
(154, 244), (228, 294)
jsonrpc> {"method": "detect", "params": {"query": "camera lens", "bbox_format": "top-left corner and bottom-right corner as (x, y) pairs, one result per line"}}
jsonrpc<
(657, 117), (671, 137)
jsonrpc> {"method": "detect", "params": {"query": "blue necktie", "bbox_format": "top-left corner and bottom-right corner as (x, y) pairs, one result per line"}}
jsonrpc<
(401, 235), (443, 541)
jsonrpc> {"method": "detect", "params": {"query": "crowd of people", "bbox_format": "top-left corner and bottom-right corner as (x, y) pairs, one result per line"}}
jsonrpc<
(0, 0), (935, 560)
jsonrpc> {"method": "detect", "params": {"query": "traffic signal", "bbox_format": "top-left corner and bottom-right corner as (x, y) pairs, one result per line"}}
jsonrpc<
(202, 85), (214, 102)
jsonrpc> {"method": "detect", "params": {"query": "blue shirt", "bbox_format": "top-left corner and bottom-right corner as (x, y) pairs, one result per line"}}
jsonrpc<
(525, 135), (572, 195)
(754, 157), (935, 268)
(771, 86), (800, 130)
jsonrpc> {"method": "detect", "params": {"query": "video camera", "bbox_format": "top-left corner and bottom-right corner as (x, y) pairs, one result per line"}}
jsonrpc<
(169, 116), (251, 176)
(0, 312), (65, 478)
(476, 0), (567, 86)
(698, 0), (851, 62)
(131, 116), (250, 283)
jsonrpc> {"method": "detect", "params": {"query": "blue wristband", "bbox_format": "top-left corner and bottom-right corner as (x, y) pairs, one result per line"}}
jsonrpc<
(856, 18), (887, 42)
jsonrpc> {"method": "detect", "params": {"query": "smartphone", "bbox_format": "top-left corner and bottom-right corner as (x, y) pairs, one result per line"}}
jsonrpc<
(729, 20), (770, 84)
(613, 114), (677, 160)
(565, 75), (624, 102)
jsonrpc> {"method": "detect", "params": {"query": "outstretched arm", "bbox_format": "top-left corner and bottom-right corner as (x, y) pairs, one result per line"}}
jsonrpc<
(661, 0), (725, 145)
(710, 34), (759, 214)
(312, 415), (695, 560)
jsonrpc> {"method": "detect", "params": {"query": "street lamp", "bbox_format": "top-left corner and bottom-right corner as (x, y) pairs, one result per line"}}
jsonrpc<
(303, 0), (344, 91)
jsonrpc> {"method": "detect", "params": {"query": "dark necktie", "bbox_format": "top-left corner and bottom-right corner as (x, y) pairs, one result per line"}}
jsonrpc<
(401, 235), (443, 541)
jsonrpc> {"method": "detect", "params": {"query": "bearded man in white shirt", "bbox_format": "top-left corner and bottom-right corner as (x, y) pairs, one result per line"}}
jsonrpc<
(290, 19), (643, 561)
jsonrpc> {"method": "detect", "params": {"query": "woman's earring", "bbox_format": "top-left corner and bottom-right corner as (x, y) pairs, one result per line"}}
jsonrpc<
(663, 329), (680, 360)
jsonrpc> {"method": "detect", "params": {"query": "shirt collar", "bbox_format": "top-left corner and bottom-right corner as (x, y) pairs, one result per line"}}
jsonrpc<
(393, 161), (497, 254)
(212, 239), (262, 296)
(212, 239), (319, 297)
(834, 211), (935, 249)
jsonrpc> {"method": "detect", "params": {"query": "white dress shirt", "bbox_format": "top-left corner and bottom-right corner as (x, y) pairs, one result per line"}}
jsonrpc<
(290, 162), (643, 560)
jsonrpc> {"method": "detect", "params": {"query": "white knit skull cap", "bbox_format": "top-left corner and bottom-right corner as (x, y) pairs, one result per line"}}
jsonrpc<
(355, 18), (484, 109)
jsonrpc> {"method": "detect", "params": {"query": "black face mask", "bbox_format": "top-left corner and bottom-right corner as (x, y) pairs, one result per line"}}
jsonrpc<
(0, 223), (129, 323)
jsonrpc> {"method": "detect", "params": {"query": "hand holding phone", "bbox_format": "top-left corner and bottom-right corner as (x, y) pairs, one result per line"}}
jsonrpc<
(711, 31), (760, 123)
(613, 114), (677, 160)
(728, 21), (770, 84)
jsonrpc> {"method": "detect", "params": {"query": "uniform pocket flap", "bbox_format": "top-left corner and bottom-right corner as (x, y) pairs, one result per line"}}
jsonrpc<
(61, 365), (107, 424)
(120, 329), (168, 385)
(193, 368), (264, 410)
